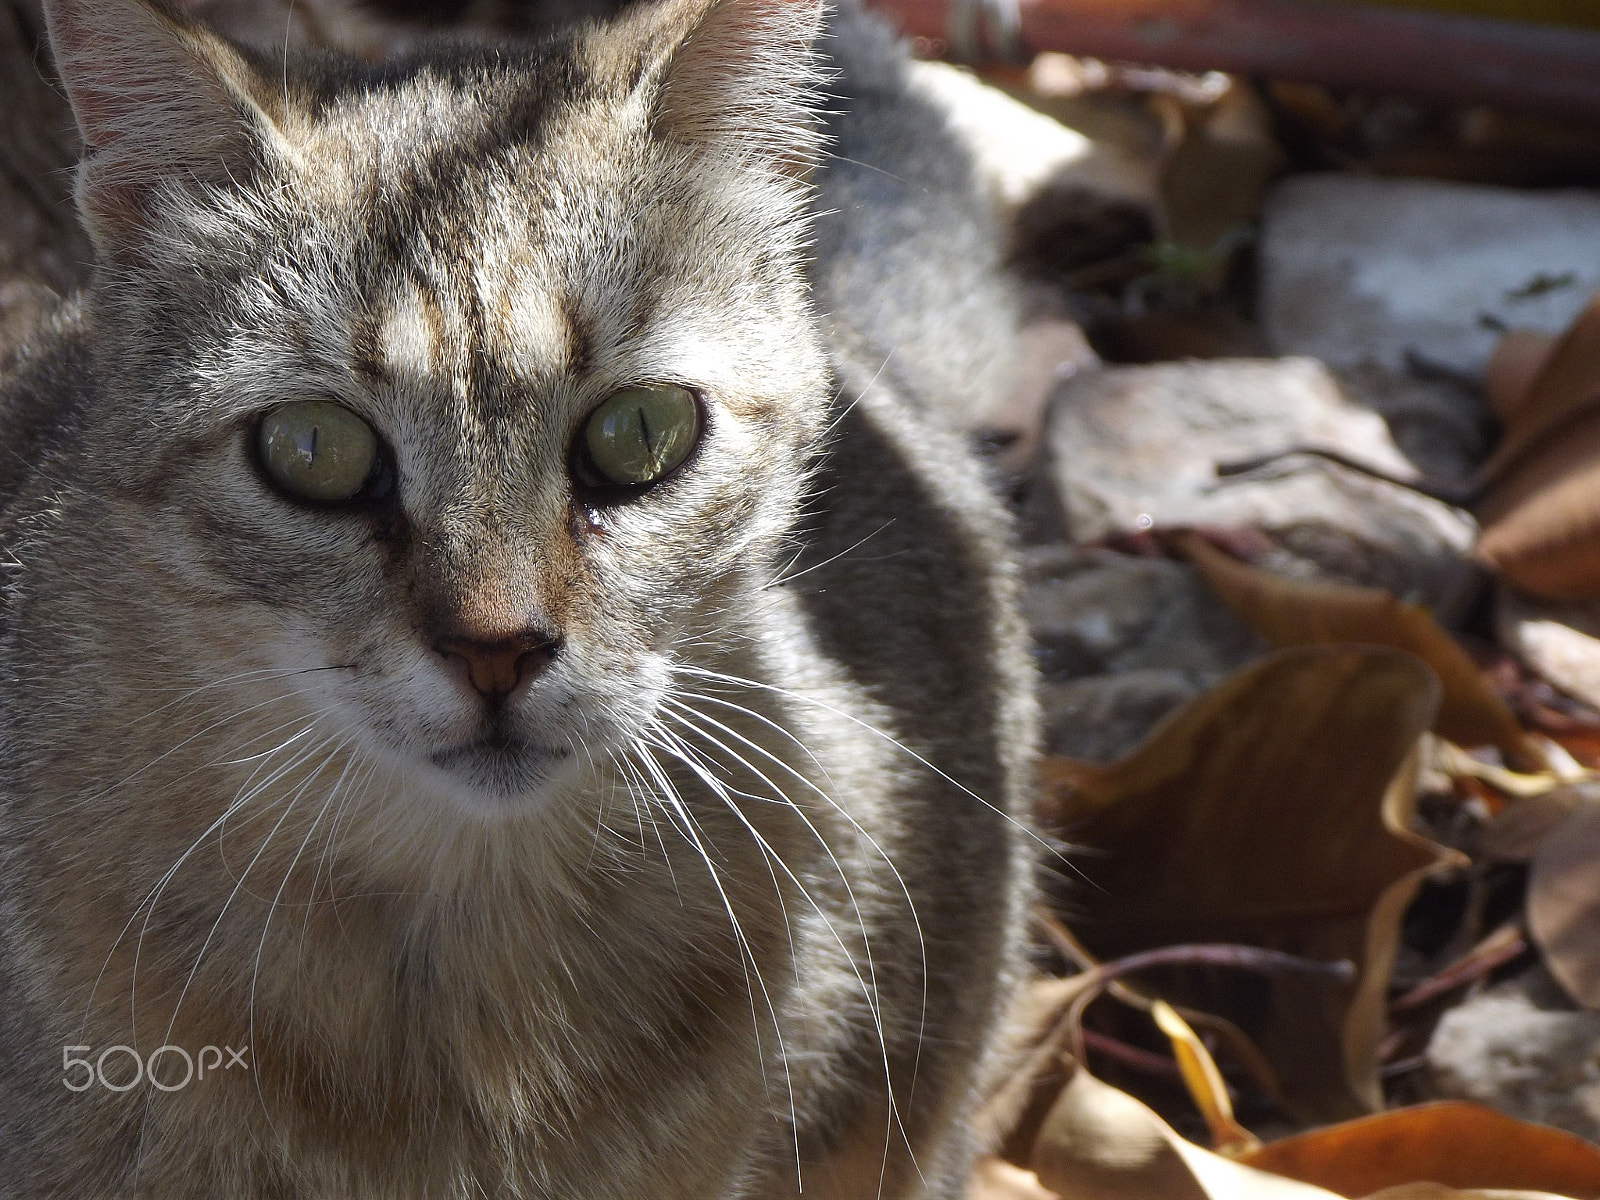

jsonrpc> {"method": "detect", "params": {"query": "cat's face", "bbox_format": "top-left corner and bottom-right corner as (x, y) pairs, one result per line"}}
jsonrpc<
(48, 0), (829, 815)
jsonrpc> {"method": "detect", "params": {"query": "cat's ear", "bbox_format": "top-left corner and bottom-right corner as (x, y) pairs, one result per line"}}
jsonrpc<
(43, 0), (279, 257)
(651, 0), (827, 179)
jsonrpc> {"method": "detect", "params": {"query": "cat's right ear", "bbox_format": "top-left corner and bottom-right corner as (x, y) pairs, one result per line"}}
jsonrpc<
(43, 0), (278, 259)
(648, 0), (828, 180)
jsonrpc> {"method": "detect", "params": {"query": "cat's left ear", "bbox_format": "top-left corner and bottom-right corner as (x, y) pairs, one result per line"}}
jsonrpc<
(649, 0), (828, 179)
(43, 0), (282, 259)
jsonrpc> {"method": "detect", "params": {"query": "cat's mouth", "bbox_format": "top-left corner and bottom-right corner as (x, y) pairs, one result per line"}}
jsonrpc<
(428, 723), (574, 800)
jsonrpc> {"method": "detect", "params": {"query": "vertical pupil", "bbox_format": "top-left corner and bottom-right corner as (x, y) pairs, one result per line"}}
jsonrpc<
(636, 406), (656, 469)
(294, 425), (319, 467)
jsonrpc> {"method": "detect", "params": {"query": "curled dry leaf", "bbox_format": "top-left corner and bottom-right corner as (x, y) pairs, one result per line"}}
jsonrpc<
(1528, 797), (1600, 1009)
(1238, 1101), (1600, 1199)
(1039, 645), (1462, 1120)
(1150, 998), (1261, 1156)
(1030, 1063), (1338, 1200)
(1178, 532), (1539, 766)
(1474, 293), (1600, 601)
(968, 1157), (1061, 1200)
(1481, 785), (1592, 863)
(980, 975), (1096, 1167)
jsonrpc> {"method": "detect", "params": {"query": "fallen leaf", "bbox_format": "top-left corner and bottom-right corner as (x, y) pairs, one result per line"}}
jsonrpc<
(1481, 786), (1592, 863)
(1238, 1102), (1600, 1199)
(1155, 80), (1284, 286)
(1040, 646), (1462, 1121)
(968, 1157), (1061, 1200)
(1484, 329), (1560, 427)
(1473, 294), (1600, 601)
(1179, 532), (1539, 766)
(1150, 999), (1260, 1155)
(1030, 1064), (1341, 1200)
(1480, 293), (1600, 483)
(1364, 1188), (1575, 1200)
(980, 975), (1094, 1167)
(1528, 797), (1600, 1009)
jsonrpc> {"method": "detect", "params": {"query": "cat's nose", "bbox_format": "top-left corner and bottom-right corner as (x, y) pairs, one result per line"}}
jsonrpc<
(434, 629), (562, 703)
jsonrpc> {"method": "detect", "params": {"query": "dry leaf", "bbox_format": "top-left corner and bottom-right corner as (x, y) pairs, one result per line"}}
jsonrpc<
(1365, 1188), (1575, 1200)
(1484, 329), (1560, 427)
(968, 1157), (1061, 1200)
(1040, 646), (1462, 1120)
(1528, 798), (1600, 1009)
(1239, 1102), (1600, 1199)
(1480, 293), (1600, 483)
(1475, 407), (1600, 602)
(1029, 1065), (1341, 1200)
(1150, 999), (1260, 1155)
(1156, 80), (1284, 281)
(981, 975), (1095, 1167)
(1481, 787), (1591, 862)
(1474, 294), (1600, 601)
(1179, 532), (1538, 765)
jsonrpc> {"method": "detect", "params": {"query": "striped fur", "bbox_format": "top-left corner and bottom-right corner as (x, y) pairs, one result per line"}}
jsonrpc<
(0, 1), (1037, 1196)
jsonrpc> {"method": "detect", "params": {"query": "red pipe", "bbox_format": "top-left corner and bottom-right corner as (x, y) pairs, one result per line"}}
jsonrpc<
(866, 0), (1600, 121)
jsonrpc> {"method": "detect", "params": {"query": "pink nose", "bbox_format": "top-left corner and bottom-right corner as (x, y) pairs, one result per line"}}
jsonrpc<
(435, 631), (561, 702)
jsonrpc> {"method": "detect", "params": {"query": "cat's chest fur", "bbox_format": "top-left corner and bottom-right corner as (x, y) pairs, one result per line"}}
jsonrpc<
(0, 0), (1036, 1196)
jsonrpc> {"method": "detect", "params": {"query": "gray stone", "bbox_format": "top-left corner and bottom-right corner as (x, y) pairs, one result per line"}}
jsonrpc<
(1039, 670), (1204, 764)
(1426, 965), (1600, 1143)
(1331, 363), (1489, 486)
(1030, 359), (1481, 614)
(1262, 174), (1600, 379)
(1022, 546), (1265, 762)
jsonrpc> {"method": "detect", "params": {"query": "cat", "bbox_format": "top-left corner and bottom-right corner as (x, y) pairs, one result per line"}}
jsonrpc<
(0, 0), (1038, 1195)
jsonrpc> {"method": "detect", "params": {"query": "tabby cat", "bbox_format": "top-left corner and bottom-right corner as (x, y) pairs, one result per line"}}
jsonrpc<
(0, 0), (1036, 1195)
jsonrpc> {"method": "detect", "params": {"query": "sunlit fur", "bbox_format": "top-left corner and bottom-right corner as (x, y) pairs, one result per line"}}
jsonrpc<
(0, 0), (1037, 1196)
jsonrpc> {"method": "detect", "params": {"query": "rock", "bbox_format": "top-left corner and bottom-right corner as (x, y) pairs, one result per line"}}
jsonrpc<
(1022, 545), (1264, 761)
(1028, 358), (1481, 614)
(1426, 965), (1600, 1144)
(1332, 363), (1489, 487)
(1040, 671), (1206, 764)
(1497, 587), (1600, 710)
(1262, 174), (1600, 379)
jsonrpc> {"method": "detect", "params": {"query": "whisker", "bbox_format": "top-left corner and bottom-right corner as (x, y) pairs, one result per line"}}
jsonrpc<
(625, 737), (797, 1171)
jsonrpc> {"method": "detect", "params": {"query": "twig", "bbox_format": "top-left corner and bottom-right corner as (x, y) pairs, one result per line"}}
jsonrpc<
(1063, 943), (1354, 1064)
(1388, 923), (1529, 1016)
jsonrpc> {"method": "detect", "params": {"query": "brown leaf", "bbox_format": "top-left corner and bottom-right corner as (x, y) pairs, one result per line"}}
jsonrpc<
(1474, 408), (1600, 602)
(1363, 1187), (1575, 1200)
(1156, 81), (1284, 271)
(1029, 1065), (1340, 1200)
(1484, 329), (1559, 428)
(1474, 294), (1600, 601)
(968, 1157), (1061, 1200)
(1040, 646), (1461, 1121)
(1528, 796), (1600, 1009)
(1481, 293), (1600, 482)
(1179, 532), (1539, 765)
(1238, 1102), (1600, 1199)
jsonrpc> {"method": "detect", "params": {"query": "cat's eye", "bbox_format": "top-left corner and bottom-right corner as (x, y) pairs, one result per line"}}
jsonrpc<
(577, 385), (701, 489)
(257, 400), (381, 504)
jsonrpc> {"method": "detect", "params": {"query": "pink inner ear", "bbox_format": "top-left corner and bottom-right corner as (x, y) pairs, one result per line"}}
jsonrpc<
(44, 0), (258, 250)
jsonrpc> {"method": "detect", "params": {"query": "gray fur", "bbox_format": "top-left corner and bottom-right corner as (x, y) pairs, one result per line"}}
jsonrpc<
(0, 0), (1036, 1196)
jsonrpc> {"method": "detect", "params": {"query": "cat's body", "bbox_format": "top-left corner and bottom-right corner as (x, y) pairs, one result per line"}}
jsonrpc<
(0, 0), (1036, 1196)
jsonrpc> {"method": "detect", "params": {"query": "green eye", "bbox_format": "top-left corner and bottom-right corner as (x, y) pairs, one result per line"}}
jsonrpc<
(257, 400), (379, 503)
(579, 385), (700, 488)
